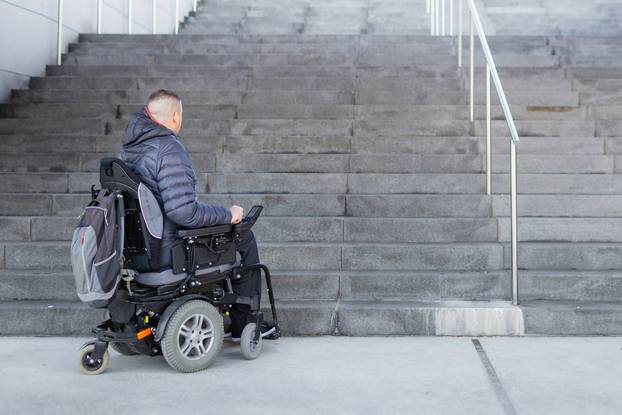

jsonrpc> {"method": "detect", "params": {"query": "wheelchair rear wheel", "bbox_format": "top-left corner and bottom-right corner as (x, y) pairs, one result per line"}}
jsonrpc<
(161, 300), (224, 373)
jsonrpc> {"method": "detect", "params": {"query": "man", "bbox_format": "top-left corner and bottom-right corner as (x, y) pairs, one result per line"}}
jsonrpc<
(119, 89), (261, 339)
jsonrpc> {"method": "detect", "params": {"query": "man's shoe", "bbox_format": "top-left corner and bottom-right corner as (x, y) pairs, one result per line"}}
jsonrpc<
(260, 320), (280, 339)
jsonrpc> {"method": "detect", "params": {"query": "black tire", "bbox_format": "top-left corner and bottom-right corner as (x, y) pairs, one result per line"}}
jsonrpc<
(110, 342), (139, 356)
(78, 343), (109, 375)
(161, 300), (224, 373)
(240, 323), (263, 360)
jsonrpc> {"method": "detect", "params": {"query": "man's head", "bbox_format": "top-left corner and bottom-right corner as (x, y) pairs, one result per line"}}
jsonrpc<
(146, 89), (183, 135)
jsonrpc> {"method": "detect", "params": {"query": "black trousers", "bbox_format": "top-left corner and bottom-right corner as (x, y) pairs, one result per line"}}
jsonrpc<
(229, 230), (262, 336)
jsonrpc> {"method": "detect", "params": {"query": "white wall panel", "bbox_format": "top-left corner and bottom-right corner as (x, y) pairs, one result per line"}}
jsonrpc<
(0, 0), (197, 102)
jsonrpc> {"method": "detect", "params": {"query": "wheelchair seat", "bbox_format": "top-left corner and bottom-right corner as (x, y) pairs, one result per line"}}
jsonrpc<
(99, 157), (240, 288)
(133, 252), (242, 287)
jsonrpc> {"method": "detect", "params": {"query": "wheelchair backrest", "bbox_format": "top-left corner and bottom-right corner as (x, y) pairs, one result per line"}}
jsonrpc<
(99, 157), (164, 272)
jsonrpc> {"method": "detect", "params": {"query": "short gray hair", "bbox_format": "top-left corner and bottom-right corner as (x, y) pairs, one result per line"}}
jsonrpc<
(147, 89), (182, 122)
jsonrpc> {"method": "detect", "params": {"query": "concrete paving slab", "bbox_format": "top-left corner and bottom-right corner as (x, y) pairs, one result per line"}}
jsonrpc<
(481, 337), (622, 415)
(0, 336), (505, 415)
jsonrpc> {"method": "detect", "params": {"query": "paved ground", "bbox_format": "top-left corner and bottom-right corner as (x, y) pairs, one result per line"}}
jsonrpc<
(0, 336), (620, 415)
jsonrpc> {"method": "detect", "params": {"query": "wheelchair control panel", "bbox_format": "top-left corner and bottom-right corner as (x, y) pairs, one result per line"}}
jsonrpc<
(233, 205), (263, 233)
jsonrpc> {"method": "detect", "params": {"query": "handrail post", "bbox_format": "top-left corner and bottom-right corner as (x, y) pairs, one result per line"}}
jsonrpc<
(174, 0), (180, 34)
(193, 0), (198, 13)
(426, 0), (430, 14)
(430, 0), (435, 35)
(437, 0), (441, 35)
(441, 0), (445, 36)
(152, 0), (157, 34)
(469, 12), (474, 122)
(128, 0), (133, 34)
(510, 140), (519, 305)
(486, 63), (491, 195)
(97, 0), (102, 34)
(458, 0), (462, 67)
(56, 0), (63, 66)
(449, 0), (453, 35)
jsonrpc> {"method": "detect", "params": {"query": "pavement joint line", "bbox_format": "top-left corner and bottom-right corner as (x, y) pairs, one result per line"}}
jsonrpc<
(472, 339), (518, 415)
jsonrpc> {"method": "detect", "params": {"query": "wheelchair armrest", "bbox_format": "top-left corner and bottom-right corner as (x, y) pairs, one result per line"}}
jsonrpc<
(176, 224), (232, 239)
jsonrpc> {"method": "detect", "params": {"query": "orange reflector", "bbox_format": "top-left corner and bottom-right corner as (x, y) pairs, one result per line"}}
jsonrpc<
(136, 328), (152, 340)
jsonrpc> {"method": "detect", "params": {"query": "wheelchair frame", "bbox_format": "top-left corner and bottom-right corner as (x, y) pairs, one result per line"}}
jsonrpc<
(81, 159), (280, 372)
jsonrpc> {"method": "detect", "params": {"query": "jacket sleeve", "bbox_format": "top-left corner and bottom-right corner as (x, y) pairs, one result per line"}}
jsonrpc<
(155, 138), (232, 228)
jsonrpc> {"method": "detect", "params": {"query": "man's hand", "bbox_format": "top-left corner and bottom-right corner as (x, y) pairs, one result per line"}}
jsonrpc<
(229, 205), (244, 224)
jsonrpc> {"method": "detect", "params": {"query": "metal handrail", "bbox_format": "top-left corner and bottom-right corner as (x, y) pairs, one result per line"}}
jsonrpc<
(427, 0), (520, 305)
(56, 0), (202, 65)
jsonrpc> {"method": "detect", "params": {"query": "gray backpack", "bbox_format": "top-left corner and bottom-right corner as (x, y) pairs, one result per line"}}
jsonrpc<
(70, 190), (121, 308)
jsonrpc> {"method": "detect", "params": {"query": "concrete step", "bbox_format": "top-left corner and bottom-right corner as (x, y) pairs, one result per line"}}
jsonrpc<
(357, 119), (596, 137)
(4, 153), (485, 174)
(521, 301), (622, 335)
(0, 241), (505, 272)
(59, 53), (469, 67)
(355, 136), (604, 155)
(10, 171), (622, 196)
(493, 174), (622, 195)
(475, 120), (595, 137)
(213, 153), (484, 174)
(0, 216), (500, 243)
(519, 271), (622, 302)
(341, 243), (504, 271)
(0, 134), (482, 156)
(0, 269), (339, 302)
(0, 103), (112, 119)
(493, 194), (622, 217)
(31, 76), (249, 91)
(338, 300), (523, 336)
(62, 50), (468, 66)
(0, 192), (491, 218)
(76, 34), (454, 45)
(346, 194), (492, 217)
(340, 271), (509, 301)
(68, 41), (457, 57)
(0, 299), (338, 335)
(517, 243), (622, 270)
(0, 102), (598, 122)
(492, 155), (615, 174)
(12, 88), (358, 106)
(0, 119), (105, 135)
(499, 218), (622, 242)
(45, 63), (465, 78)
(0, 134), (611, 159)
(0, 193), (349, 217)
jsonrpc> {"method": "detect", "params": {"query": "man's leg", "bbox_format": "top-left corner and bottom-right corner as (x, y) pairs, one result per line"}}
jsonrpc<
(229, 230), (262, 337)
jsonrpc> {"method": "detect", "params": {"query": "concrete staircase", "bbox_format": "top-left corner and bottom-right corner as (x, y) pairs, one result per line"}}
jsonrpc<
(478, 0), (622, 36)
(1, 0), (622, 336)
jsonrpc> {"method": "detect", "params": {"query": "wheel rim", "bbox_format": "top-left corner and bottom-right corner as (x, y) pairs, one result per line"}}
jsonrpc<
(81, 350), (102, 371)
(177, 313), (215, 360)
(248, 340), (259, 353)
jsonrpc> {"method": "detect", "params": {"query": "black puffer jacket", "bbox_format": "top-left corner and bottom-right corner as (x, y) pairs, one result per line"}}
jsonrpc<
(118, 109), (231, 266)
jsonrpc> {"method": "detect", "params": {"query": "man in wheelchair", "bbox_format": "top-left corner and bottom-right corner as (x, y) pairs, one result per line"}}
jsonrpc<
(74, 89), (279, 374)
(120, 89), (270, 340)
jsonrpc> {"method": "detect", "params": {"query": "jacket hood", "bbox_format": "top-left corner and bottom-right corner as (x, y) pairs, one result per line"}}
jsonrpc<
(122, 109), (175, 147)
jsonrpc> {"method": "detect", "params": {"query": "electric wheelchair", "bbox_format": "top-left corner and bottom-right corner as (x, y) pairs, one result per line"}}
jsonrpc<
(78, 158), (280, 375)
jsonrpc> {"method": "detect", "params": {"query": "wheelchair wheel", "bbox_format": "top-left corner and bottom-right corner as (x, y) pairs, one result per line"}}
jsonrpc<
(161, 300), (224, 373)
(240, 323), (263, 360)
(78, 343), (109, 375)
(110, 342), (139, 356)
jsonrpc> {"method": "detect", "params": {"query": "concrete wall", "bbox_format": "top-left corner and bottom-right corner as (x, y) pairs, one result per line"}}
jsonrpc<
(0, 0), (197, 103)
